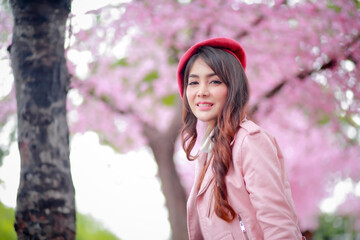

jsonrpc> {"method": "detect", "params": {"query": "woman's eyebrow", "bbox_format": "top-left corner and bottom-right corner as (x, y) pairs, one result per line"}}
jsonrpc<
(207, 72), (217, 77)
(188, 73), (199, 78)
(188, 72), (217, 78)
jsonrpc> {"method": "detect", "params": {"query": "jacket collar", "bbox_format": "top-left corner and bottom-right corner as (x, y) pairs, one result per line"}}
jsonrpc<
(199, 126), (214, 153)
(197, 152), (215, 196)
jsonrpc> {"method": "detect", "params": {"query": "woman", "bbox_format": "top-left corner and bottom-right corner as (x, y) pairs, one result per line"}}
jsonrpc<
(177, 38), (304, 240)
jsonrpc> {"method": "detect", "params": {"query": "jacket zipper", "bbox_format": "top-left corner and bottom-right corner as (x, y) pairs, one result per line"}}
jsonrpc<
(238, 216), (250, 240)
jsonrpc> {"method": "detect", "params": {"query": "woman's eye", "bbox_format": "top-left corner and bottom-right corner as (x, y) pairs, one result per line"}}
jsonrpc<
(188, 81), (198, 85)
(211, 80), (222, 84)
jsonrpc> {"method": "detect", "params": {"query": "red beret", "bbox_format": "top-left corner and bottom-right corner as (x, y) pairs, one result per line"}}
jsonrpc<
(177, 37), (246, 98)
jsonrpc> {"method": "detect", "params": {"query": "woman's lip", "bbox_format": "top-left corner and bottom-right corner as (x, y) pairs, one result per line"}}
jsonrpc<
(196, 102), (213, 110)
(196, 102), (213, 106)
(197, 103), (213, 107)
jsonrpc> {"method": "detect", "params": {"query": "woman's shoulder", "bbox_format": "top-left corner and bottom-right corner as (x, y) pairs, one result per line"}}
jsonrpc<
(239, 119), (261, 134)
(232, 119), (282, 164)
(232, 119), (276, 148)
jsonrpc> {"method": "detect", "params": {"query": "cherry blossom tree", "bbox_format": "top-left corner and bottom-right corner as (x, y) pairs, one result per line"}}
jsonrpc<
(1, 0), (360, 239)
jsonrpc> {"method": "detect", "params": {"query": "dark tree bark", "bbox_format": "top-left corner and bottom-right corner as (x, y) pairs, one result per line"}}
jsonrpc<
(9, 0), (75, 239)
(143, 103), (188, 240)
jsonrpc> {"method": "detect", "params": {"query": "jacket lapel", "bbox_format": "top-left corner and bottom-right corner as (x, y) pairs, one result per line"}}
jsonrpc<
(197, 154), (215, 196)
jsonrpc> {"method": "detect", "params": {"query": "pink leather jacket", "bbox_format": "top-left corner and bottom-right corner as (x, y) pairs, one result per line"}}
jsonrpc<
(187, 120), (303, 240)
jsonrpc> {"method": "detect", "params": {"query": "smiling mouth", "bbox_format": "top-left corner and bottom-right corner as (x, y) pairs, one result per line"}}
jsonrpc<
(197, 103), (213, 107)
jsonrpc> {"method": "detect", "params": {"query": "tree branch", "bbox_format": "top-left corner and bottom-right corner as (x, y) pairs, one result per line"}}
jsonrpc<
(236, 15), (265, 39)
(248, 33), (360, 117)
(248, 57), (336, 117)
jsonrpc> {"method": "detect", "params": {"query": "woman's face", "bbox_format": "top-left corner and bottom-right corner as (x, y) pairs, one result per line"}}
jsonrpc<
(186, 57), (228, 128)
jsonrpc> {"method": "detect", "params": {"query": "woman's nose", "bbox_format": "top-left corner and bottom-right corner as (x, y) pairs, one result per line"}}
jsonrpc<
(197, 83), (209, 97)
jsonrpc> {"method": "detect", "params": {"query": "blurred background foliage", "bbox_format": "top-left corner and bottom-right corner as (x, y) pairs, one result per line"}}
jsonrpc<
(0, 201), (120, 240)
(0, 201), (15, 240)
(312, 214), (360, 240)
(1, 199), (359, 240)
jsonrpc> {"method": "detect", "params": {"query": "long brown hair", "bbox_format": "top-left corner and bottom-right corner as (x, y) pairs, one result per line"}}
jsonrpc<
(181, 46), (250, 222)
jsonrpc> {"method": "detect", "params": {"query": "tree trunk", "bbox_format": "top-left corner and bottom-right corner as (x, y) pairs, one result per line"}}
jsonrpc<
(9, 0), (75, 239)
(143, 103), (188, 240)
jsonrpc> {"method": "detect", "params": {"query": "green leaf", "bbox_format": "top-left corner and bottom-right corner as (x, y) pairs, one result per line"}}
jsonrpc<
(354, 0), (360, 10)
(327, 3), (341, 12)
(96, 15), (101, 24)
(161, 94), (177, 106)
(317, 114), (330, 125)
(100, 95), (111, 104)
(143, 70), (159, 83)
(111, 58), (128, 68)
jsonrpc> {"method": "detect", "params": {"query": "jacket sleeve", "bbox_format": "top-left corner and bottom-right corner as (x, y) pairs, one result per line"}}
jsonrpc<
(241, 131), (302, 240)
